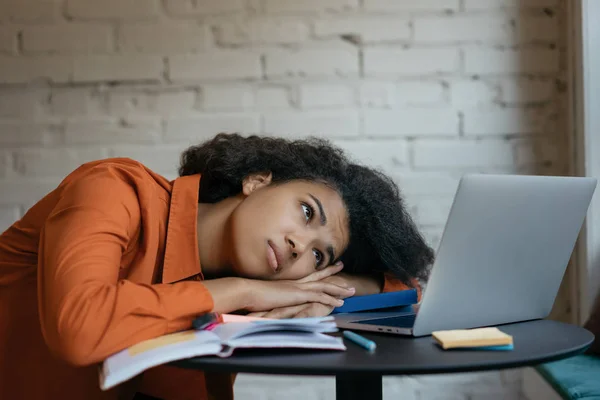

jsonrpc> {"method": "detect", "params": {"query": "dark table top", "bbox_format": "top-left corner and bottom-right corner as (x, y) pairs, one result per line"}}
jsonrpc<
(172, 319), (594, 376)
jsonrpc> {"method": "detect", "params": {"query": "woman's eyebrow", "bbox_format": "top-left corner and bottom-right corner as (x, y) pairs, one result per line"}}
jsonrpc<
(308, 194), (327, 226)
(308, 193), (336, 263)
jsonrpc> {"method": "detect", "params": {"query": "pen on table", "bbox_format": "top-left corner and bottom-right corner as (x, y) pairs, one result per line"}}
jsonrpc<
(343, 330), (377, 352)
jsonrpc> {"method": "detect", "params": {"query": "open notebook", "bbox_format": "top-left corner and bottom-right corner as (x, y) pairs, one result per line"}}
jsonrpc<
(99, 316), (345, 391)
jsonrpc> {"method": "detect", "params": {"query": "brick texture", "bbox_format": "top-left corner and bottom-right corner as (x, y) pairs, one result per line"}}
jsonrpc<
(119, 22), (208, 53)
(0, 0), (61, 23)
(0, 26), (19, 54)
(66, 0), (161, 20)
(23, 24), (113, 53)
(364, 48), (460, 76)
(0, 0), (569, 398)
(169, 53), (261, 81)
(266, 47), (359, 78)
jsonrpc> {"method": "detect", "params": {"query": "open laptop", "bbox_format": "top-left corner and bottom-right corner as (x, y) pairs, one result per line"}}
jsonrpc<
(335, 173), (597, 337)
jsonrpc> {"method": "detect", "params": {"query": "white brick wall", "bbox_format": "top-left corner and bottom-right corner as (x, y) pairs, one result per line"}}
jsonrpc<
(0, 0), (568, 398)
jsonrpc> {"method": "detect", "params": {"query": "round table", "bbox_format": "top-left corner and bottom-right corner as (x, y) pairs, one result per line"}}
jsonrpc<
(172, 319), (594, 400)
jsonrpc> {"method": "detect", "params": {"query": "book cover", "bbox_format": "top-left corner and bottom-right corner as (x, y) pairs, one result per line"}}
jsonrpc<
(331, 289), (418, 314)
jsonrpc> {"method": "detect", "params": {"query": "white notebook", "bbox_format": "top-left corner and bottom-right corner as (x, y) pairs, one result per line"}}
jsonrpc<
(99, 316), (345, 391)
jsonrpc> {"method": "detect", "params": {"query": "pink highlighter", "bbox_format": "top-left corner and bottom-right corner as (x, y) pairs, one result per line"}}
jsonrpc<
(192, 312), (221, 331)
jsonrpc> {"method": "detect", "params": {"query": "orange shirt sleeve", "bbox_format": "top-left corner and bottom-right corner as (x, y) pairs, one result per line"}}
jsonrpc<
(381, 273), (422, 301)
(37, 165), (214, 366)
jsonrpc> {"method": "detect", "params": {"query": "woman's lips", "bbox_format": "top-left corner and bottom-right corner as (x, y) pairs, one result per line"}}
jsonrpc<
(267, 241), (282, 273)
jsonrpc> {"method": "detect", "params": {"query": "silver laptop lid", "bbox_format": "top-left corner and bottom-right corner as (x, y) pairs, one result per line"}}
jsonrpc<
(412, 174), (597, 336)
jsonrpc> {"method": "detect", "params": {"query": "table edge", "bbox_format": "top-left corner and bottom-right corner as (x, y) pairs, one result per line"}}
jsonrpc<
(170, 343), (592, 377)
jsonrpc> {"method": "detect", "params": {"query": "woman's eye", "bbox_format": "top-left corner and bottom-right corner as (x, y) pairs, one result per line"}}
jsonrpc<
(301, 203), (313, 222)
(313, 249), (323, 267)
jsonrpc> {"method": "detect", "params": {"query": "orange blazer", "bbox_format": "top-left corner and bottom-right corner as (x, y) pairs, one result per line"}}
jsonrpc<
(0, 158), (413, 400)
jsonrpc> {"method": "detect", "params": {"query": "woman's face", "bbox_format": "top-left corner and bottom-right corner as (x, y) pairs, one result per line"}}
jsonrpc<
(228, 174), (350, 281)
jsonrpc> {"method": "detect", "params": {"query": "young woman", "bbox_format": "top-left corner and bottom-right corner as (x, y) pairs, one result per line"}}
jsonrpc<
(0, 133), (434, 400)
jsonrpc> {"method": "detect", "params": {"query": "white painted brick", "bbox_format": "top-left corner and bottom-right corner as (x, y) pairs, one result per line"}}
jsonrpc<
(0, 26), (19, 54)
(108, 90), (197, 116)
(463, 108), (544, 136)
(364, 110), (459, 137)
(414, 371), (505, 390)
(396, 81), (446, 106)
(169, 52), (261, 81)
(334, 140), (409, 172)
(51, 88), (105, 116)
(202, 85), (254, 110)
(264, 111), (360, 138)
(72, 55), (163, 82)
(414, 16), (511, 43)
(450, 80), (499, 108)
(514, 138), (560, 166)
(119, 22), (208, 53)
(0, 55), (72, 84)
(364, 48), (460, 76)
(314, 17), (410, 42)
(464, 0), (558, 9)
(499, 78), (554, 104)
(0, 180), (59, 204)
(410, 196), (454, 226)
(264, 0), (358, 14)
(65, 117), (161, 144)
(501, 368), (524, 385)
(266, 47), (359, 78)
(0, 153), (8, 178)
(0, 206), (20, 233)
(23, 24), (112, 53)
(215, 18), (309, 45)
(298, 84), (354, 108)
(109, 144), (184, 175)
(233, 387), (268, 400)
(468, 391), (521, 400)
(381, 377), (419, 400)
(418, 227), (444, 250)
(0, 0), (60, 22)
(165, 0), (246, 16)
(413, 140), (514, 168)
(255, 86), (291, 109)
(515, 15), (558, 43)
(358, 82), (395, 108)
(364, 0), (460, 11)
(234, 375), (334, 400)
(0, 88), (50, 117)
(14, 147), (108, 177)
(464, 48), (559, 75)
(66, 0), (160, 20)
(0, 120), (63, 146)
(164, 114), (260, 142)
(392, 172), (461, 196)
(414, 390), (466, 400)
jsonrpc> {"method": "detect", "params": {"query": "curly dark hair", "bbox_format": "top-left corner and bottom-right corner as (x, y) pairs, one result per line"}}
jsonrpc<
(179, 133), (434, 286)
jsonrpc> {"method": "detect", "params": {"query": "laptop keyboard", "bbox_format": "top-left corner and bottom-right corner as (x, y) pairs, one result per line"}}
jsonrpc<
(355, 314), (417, 328)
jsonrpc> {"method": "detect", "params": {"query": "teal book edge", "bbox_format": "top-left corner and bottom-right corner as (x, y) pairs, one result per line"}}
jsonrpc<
(331, 289), (418, 314)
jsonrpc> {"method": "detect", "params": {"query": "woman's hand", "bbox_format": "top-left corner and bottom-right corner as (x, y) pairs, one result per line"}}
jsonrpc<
(248, 302), (335, 319)
(242, 263), (356, 312)
(247, 267), (384, 319)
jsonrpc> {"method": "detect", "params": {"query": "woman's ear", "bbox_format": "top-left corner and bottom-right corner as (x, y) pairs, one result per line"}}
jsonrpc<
(242, 172), (273, 196)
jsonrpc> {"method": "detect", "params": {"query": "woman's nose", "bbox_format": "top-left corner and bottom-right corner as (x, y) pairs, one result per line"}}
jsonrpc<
(287, 237), (306, 259)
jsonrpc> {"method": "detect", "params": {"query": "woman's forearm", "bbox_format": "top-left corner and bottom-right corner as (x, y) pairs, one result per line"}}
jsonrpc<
(201, 277), (250, 314)
(324, 272), (382, 296)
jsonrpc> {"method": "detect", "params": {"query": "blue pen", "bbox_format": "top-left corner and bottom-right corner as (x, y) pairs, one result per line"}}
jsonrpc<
(343, 330), (377, 352)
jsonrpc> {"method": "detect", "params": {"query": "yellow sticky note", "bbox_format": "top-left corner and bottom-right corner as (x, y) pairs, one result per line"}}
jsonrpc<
(432, 327), (513, 350)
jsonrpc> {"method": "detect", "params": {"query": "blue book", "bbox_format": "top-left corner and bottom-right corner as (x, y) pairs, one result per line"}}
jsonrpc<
(331, 289), (418, 314)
